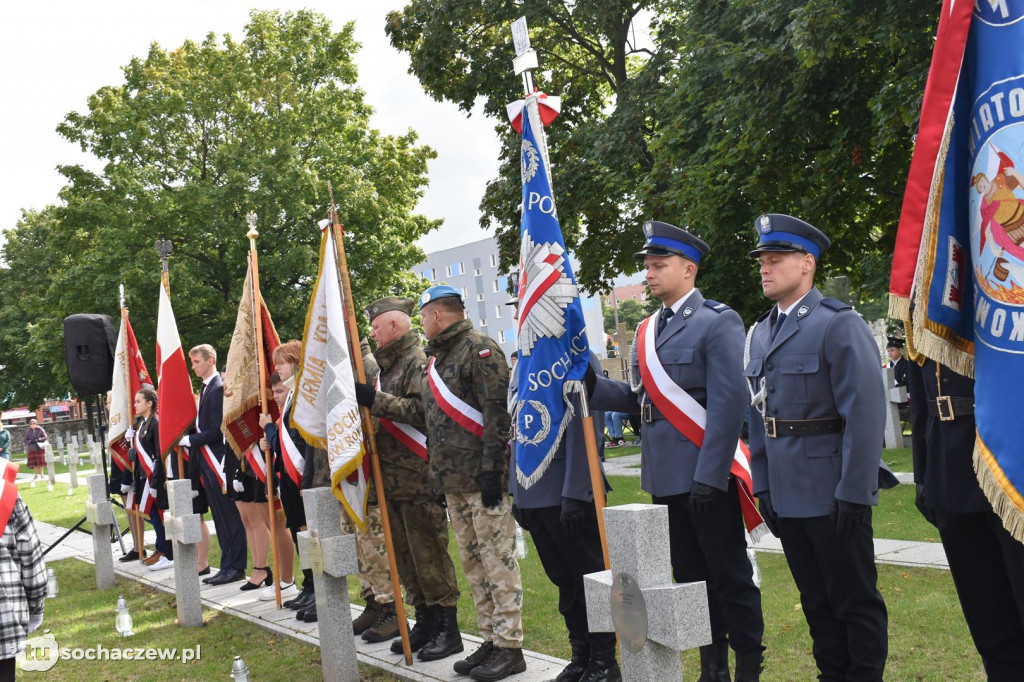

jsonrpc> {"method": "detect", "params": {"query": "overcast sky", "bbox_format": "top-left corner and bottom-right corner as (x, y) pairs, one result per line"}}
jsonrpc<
(0, 1), (500, 254)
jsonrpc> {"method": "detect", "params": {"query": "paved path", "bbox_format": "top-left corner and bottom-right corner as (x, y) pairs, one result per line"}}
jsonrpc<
(33, 519), (566, 682)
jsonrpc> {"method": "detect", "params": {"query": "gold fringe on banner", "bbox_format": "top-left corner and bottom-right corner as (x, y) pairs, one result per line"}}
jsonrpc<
(974, 437), (1024, 543)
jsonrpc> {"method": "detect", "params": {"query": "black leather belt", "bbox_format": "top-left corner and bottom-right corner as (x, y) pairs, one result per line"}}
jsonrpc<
(641, 399), (706, 423)
(927, 396), (973, 421)
(763, 416), (844, 438)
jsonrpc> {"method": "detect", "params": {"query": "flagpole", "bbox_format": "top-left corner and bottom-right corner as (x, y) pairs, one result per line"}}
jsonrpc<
(326, 184), (413, 665)
(246, 214), (283, 610)
(120, 302), (144, 562)
(511, 18), (610, 570)
(156, 239), (188, 482)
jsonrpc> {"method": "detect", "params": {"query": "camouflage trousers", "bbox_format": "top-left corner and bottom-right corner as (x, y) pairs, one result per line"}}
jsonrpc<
(341, 503), (394, 604)
(388, 497), (460, 607)
(447, 492), (524, 648)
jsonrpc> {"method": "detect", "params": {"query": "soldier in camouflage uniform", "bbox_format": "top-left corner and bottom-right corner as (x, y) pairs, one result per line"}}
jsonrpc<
(302, 338), (397, 636)
(361, 296), (461, 657)
(356, 285), (525, 681)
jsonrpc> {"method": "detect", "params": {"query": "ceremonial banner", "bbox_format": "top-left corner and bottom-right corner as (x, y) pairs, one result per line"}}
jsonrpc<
(290, 224), (368, 529)
(156, 285), (198, 459)
(513, 98), (590, 488)
(892, 2), (1024, 539)
(222, 261), (281, 461)
(109, 311), (153, 471)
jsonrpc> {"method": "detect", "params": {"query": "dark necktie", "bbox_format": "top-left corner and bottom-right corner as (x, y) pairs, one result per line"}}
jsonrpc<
(199, 382), (208, 404)
(771, 312), (787, 342)
(657, 307), (675, 338)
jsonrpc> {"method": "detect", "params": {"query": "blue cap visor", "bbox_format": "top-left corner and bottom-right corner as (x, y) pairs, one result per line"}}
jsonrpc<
(644, 236), (703, 264)
(754, 231), (821, 259)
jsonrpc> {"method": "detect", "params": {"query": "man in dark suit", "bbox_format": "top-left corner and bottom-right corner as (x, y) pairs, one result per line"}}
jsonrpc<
(588, 220), (764, 682)
(179, 344), (247, 585)
(745, 214), (897, 682)
(886, 337), (910, 423)
(909, 358), (1024, 679)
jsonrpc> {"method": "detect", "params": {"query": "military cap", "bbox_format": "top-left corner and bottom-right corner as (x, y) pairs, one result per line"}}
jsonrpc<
(634, 220), (709, 264)
(748, 213), (831, 259)
(886, 336), (904, 349)
(418, 284), (463, 309)
(365, 296), (415, 322)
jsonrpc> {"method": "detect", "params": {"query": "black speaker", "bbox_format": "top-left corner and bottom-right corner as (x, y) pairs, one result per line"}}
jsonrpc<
(63, 314), (117, 396)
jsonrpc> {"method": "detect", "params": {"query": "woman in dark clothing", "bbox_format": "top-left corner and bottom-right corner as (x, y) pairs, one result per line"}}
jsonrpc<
(121, 386), (173, 571)
(23, 419), (47, 478)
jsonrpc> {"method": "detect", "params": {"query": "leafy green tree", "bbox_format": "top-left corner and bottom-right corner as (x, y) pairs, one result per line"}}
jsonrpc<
(0, 10), (436, 408)
(603, 297), (649, 333)
(388, 0), (940, 322)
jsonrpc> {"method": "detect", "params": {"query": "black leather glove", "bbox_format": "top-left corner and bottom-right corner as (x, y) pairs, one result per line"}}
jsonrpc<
(914, 484), (937, 527)
(688, 482), (724, 513)
(354, 382), (376, 408)
(478, 471), (503, 509)
(434, 494), (447, 509)
(757, 492), (780, 537)
(583, 363), (597, 398)
(832, 499), (871, 538)
(511, 503), (529, 531)
(560, 497), (589, 537)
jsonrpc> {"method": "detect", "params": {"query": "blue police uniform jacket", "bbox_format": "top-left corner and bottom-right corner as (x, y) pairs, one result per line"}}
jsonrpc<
(591, 289), (748, 497)
(745, 287), (897, 518)
(510, 352), (608, 508)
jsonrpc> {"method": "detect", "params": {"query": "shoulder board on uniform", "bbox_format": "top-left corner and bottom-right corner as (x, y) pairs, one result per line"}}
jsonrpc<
(819, 297), (852, 312)
(755, 308), (772, 323)
(702, 299), (730, 313)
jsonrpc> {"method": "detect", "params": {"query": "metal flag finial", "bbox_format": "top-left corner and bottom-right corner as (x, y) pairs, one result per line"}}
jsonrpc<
(246, 211), (258, 240)
(510, 17), (538, 95)
(155, 239), (172, 269)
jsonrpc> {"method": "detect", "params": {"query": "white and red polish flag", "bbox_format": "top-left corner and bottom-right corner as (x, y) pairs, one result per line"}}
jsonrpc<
(108, 311), (153, 472)
(156, 284), (198, 459)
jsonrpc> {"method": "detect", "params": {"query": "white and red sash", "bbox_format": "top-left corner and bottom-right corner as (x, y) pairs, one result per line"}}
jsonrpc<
(427, 357), (484, 438)
(637, 314), (766, 538)
(195, 444), (226, 492)
(0, 461), (20, 537)
(134, 426), (156, 481)
(245, 444), (268, 484)
(376, 376), (428, 461)
(279, 393), (305, 488)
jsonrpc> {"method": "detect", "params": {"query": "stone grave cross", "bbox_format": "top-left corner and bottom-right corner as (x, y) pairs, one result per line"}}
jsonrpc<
(67, 436), (79, 493)
(584, 503), (712, 681)
(43, 442), (56, 490)
(165, 479), (203, 627)
(85, 474), (115, 589)
(883, 366), (906, 449)
(297, 487), (359, 682)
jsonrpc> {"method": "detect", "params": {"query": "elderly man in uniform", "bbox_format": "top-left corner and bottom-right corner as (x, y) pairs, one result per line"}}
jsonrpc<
(908, 358), (1024, 679)
(356, 285), (524, 681)
(586, 220), (764, 682)
(745, 214), (897, 682)
(506, 291), (621, 682)
(361, 296), (462, 658)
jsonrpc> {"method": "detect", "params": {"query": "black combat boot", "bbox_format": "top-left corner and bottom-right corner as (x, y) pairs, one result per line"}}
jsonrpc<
(391, 605), (436, 654)
(734, 649), (763, 682)
(469, 646), (527, 681)
(553, 639), (589, 682)
(697, 641), (731, 682)
(453, 641), (495, 675)
(578, 636), (620, 682)
(351, 598), (381, 636)
(418, 605), (464, 661)
(362, 602), (400, 642)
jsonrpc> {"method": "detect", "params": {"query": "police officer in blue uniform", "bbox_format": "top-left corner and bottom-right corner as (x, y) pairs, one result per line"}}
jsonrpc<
(508, 287), (620, 682)
(745, 214), (896, 682)
(587, 220), (764, 682)
(908, 357), (1024, 679)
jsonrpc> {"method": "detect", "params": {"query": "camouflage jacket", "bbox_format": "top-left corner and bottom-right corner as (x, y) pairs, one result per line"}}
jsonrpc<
(374, 319), (511, 493)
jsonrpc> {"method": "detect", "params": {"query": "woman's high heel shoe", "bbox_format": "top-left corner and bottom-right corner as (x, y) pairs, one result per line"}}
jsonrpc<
(240, 566), (273, 591)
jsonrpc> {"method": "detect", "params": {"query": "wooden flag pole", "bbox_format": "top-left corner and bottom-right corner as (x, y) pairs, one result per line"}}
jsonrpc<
(156, 239), (187, 481)
(511, 18), (610, 570)
(246, 213), (283, 609)
(327, 184), (413, 665)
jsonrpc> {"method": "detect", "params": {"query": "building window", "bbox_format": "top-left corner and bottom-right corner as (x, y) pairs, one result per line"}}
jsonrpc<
(480, 318), (487, 327)
(474, 267), (482, 276)
(477, 293), (486, 302)
(492, 279), (500, 292)
(495, 305), (503, 319)
(498, 330), (506, 343)
(446, 265), (453, 277)
(422, 268), (434, 281)
(455, 262), (464, 275)
(490, 254), (497, 267)
(461, 287), (469, 299)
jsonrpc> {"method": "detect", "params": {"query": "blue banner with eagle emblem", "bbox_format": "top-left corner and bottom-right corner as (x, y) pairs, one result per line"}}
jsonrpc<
(513, 98), (590, 488)
(893, 0), (1024, 541)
